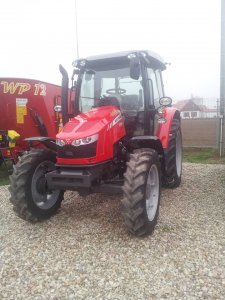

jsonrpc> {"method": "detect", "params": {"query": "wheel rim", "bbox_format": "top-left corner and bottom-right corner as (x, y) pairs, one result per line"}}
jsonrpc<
(145, 164), (159, 221)
(31, 160), (60, 210)
(176, 130), (182, 177)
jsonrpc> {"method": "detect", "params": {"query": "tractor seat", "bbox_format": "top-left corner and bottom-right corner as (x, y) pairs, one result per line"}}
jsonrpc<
(121, 95), (139, 111)
(97, 96), (120, 108)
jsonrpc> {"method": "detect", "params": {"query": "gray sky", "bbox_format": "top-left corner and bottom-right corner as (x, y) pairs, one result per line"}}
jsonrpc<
(0, 0), (220, 101)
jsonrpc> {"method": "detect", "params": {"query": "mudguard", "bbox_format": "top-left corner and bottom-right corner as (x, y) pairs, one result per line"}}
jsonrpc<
(155, 107), (180, 149)
(130, 136), (164, 156)
(24, 137), (57, 151)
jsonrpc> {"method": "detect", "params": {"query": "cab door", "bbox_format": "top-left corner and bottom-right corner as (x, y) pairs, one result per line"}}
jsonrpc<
(146, 68), (164, 135)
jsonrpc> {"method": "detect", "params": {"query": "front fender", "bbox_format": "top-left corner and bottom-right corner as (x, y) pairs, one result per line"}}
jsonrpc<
(155, 107), (180, 149)
(24, 137), (57, 151)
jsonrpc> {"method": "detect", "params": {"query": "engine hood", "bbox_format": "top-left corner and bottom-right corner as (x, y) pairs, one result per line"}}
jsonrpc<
(57, 106), (121, 140)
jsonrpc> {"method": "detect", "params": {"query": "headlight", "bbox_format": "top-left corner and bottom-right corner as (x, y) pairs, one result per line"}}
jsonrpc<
(157, 117), (167, 124)
(72, 134), (98, 147)
(72, 139), (81, 146)
(56, 139), (65, 147)
(127, 53), (137, 59)
(54, 105), (62, 112)
(157, 106), (166, 115)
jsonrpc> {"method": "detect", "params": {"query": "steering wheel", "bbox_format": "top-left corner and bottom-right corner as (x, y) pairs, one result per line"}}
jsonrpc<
(106, 88), (126, 95)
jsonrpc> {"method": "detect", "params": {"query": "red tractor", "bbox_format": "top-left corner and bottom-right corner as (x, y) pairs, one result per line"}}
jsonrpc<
(9, 50), (182, 236)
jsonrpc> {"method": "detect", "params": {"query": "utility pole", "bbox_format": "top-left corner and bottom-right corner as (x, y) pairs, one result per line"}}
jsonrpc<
(219, 0), (225, 156)
(75, 0), (79, 59)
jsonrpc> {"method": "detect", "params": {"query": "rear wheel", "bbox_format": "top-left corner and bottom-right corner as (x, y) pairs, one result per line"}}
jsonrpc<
(121, 148), (161, 236)
(9, 148), (64, 221)
(164, 118), (182, 188)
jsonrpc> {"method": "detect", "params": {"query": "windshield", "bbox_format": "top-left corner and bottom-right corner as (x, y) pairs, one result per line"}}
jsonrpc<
(78, 66), (144, 113)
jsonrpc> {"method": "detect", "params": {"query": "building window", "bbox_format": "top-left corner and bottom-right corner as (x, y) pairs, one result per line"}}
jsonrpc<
(183, 112), (190, 118)
(191, 111), (197, 118)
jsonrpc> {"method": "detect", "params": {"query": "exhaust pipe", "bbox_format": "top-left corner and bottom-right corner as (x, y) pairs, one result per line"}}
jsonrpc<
(59, 64), (69, 125)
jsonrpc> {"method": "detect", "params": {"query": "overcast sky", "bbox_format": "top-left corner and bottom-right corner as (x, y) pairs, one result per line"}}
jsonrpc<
(0, 0), (221, 101)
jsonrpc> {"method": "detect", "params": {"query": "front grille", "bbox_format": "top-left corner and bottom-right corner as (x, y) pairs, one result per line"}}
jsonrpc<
(57, 142), (97, 159)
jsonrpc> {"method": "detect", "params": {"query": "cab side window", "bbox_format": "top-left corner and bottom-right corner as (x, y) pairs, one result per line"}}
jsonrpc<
(79, 72), (95, 112)
(155, 70), (164, 99)
(147, 68), (163, 108)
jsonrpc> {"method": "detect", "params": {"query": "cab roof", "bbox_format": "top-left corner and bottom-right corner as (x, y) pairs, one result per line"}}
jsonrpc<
(75, 50), (166, 71)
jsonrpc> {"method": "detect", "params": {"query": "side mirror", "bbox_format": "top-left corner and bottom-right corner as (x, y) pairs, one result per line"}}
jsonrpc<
(159, 97), (172, 106)
(129, 56), (140, 80)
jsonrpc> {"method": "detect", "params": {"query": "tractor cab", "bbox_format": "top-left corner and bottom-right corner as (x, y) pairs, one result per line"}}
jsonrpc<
(70, 50), (167, 138)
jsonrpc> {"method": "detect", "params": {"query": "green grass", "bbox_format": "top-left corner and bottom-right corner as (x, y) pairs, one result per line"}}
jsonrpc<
(183, 147), (225, 164)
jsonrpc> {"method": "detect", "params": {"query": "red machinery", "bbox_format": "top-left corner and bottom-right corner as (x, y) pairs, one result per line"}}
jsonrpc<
(9, 51), (182, 236)
(0, 78), (64, 161)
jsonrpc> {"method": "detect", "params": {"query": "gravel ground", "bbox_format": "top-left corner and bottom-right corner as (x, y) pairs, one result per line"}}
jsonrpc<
(0, 163), (225, 299)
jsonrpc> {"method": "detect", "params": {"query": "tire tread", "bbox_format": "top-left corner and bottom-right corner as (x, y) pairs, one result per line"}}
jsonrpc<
(9, 148), (63, 222)
(121, 148), (161, 236)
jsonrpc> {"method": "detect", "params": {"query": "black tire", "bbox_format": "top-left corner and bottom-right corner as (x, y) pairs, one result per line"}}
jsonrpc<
(9, 148), (64, 221)
(163, 118), (182, 188)
(0, 152), (4, 167)
(121, 148), (161, 237)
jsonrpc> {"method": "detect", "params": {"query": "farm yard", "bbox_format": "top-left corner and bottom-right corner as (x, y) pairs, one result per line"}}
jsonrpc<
(0, 0), (225, 298)
(0, 162), (225, 299)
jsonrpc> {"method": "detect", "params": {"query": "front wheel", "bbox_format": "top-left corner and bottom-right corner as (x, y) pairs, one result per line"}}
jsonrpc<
(121, 149), (161, 236)
(9, 148), (64, 221)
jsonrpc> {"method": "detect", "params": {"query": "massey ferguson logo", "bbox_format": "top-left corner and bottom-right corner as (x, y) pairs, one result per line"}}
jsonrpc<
(65, 139), (71, 144)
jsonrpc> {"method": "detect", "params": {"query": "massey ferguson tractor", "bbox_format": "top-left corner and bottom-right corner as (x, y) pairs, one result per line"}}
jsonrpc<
(9, 50), (182, 236)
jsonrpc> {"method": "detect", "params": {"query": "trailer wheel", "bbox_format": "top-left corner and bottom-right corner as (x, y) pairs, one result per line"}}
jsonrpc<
(121, 148), (161, 236)
(164, 118), (182, 188)
(9, 148), (63, 221)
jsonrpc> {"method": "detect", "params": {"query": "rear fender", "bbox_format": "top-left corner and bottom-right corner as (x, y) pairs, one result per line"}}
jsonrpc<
(156, 107), (180, 149)
(24, 137), (56, 151)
